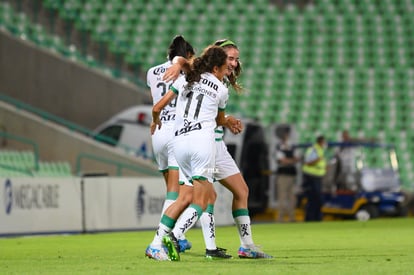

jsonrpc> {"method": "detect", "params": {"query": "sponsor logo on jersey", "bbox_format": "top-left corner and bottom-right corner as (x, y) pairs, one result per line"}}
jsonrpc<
(175, 120), (202, 136)
(160, 110), (175, 121)
(153, 66), (167, 76)
(200, 78), (219, 91)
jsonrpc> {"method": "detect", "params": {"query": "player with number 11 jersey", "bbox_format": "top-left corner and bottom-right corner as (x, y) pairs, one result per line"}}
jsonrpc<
(170, 72), (228, 183)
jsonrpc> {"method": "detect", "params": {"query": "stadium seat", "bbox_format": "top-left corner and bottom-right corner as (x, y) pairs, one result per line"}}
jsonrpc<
(3, 0), (414, 187)
(42, 0), (63, 11)
(0, 149), (71, 177)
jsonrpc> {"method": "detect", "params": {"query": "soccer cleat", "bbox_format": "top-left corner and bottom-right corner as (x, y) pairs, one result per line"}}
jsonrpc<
(162, 233), (180, 261)
(145, 245), (169, 261)
(238, 246), (273, 259)
(205, 248), (233, 260)
(178, 239), (192, 252)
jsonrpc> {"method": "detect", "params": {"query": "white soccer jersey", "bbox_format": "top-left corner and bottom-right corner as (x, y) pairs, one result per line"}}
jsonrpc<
(147, 61), (178, 171)
(147, 61), (177, 125)
(172, 73), (228, 137)
(214, 76), (230, 140)
(171, 73), (229, 183)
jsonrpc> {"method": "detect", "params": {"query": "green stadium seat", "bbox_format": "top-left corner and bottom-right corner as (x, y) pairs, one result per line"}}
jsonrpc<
(74, 8), (98, 32)
(58, 0), (82, 21)
(4, 0), (414, 185)
(42, 0), (63, 11)
(0, 2), (13, 24)
(48, 35), (69, 54)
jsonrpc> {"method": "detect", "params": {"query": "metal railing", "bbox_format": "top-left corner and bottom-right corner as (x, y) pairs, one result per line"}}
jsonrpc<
(0, 94), (157, 176)
(0, 93), (147, 156)
(75, 153), (159, 177)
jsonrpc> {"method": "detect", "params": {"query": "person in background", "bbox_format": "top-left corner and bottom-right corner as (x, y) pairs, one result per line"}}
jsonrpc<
(341, 129), (376, 144)
(301, 135), (327, 222)
(336, 130), (376, 189)
(275, 131), (300, 222)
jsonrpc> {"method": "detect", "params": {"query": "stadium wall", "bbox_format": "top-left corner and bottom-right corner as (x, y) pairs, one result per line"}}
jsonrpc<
(0, 29), (151, 130)
(0, 100), (158, 176)
(0, 177), (233, 236)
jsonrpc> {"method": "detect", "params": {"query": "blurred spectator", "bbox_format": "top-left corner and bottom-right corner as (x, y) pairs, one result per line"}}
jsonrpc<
(275, 131), (300, 222)
(335, 130), (376, 190)
(341, 130), (376, 144)
(302, 135), (327, 222)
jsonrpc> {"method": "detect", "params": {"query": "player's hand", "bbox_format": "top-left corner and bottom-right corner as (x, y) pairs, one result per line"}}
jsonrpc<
(163, 63), (181, 82)
(226, 116), (243, 135)
(150, 120), (162, 135)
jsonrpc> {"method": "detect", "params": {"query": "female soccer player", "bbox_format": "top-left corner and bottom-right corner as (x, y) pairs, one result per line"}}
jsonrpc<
(147, 45), (237, 261)
(145, 35), (194, 260)
(147, 35), (194, 214)
(163, 39), (273, 259)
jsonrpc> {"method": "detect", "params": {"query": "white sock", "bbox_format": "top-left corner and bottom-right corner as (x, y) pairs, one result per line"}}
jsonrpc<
(200, 212), (216, 250)
(172, 204), (202, 240)
(175, 214), (186, 240)
(234, 213), (254, 248)
(151, 223), (171, 247)
(150, 214), (176, 247)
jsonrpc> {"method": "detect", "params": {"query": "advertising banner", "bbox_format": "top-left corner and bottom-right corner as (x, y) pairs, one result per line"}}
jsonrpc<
(0, 178), (82, 236)
(83, 177), (166, 231)
(83, 177), (234, 231)
(0, 177), (234, 236)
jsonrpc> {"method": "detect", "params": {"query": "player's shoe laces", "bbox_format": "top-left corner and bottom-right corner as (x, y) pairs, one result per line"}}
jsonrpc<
(178, 239), (192, 252)
(145, 245), (169, 261)
(205, 248), (233, 260)
(238, 245), (273, 259)
(162, 233), (180, 261)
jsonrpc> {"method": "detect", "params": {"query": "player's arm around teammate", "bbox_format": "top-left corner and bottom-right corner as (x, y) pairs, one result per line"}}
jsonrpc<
(163, 39), (273, 259)
(148, 46), (231, 261)
(145, 36), (195, 260)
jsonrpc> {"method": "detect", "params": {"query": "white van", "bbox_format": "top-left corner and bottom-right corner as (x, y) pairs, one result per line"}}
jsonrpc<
(93, 105), (154, 160)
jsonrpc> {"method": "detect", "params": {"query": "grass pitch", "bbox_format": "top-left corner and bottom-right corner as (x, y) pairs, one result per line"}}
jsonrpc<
(0, 218), (413, 275)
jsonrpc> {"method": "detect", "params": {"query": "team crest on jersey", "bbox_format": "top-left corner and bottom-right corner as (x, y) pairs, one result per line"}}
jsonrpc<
(175, 119), (202, 136)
